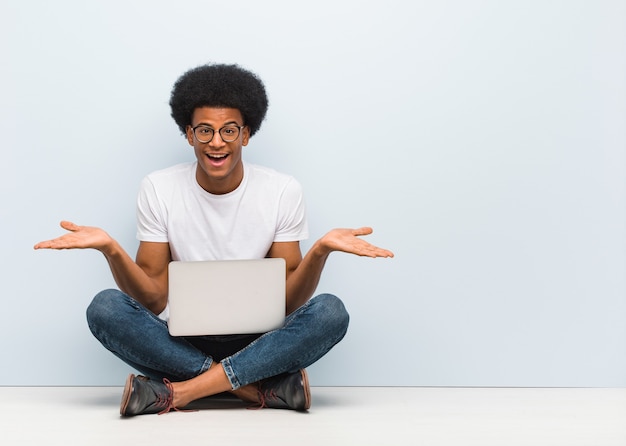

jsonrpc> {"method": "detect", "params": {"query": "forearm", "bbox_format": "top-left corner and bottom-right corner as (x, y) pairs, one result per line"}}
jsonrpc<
(285, 239), (330, 314)
(101, 240), (167, 314)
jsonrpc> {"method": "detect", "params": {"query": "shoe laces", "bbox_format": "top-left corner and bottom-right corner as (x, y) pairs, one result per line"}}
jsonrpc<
(156, 379), (176, 415)
(156, 379), (198, 415)
(249, 385), (281, 410)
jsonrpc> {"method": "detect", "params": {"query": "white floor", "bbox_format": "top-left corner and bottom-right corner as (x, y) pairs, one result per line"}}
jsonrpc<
(1, 387), (625, 446)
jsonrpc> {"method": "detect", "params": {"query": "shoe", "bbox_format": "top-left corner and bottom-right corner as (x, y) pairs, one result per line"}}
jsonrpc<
(120, 374), (176, 416)
(257, 369), (311, 411)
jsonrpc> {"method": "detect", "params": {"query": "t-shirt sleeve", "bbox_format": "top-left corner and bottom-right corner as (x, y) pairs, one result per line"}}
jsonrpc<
(274, 177), (309, 242)
(136, 176), (169, 243)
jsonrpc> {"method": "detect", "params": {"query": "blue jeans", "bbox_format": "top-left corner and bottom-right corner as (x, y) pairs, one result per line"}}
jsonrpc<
(86, 289), (349, 389)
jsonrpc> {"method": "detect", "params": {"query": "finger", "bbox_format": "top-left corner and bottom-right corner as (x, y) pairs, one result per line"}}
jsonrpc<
(352, 227), (373, 236)
(368, 248), (395, 258)
(34, 240), (60, 250)
(60, 220), (79, 231)
(378, 249), (394, 258)
(350, 227), (393, 257)
(359, 243), (394, 258)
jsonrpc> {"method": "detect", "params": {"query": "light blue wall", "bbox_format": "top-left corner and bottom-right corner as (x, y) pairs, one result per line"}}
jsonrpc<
(1, 0), (624, 386)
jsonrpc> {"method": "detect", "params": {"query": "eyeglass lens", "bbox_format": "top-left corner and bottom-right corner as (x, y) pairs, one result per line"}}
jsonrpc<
(194, 125), (241, 143)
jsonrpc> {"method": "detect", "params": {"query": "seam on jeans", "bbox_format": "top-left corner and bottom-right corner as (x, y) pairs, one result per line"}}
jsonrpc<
(130, 298), (169, 326)
(220, 358), (240, 389)
(199, 357), (213, 376)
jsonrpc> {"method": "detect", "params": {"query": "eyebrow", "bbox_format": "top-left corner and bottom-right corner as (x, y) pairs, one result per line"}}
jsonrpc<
(194, 120), (241, 128)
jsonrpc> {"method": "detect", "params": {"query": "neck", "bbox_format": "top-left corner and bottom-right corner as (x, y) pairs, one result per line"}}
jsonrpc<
(195, 163), (244, 195)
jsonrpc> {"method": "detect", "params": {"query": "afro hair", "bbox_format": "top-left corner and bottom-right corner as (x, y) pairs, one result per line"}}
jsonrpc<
(169, 63), (269, 137)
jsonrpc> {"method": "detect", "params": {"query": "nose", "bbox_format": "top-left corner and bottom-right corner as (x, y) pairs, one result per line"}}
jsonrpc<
(208, 131), (226, 147)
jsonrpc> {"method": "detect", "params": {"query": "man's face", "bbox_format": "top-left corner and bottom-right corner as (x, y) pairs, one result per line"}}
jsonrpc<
(186, 107), (250, 194)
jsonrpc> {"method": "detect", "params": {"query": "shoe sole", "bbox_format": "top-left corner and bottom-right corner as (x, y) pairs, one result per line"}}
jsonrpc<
(120, 373), (135, 416)
(301, 369), (311, 410)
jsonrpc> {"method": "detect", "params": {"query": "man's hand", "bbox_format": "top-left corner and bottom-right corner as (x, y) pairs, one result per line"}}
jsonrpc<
(34, 221), (114, 252)
(317, 227), (394, 259)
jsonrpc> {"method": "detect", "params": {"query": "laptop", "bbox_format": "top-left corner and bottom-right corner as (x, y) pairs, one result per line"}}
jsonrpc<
(167, 258), (286, 336)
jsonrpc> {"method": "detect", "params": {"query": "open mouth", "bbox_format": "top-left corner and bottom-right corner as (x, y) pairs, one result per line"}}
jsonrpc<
(206, 153), (230, 166)
(207, 153), (229, 160)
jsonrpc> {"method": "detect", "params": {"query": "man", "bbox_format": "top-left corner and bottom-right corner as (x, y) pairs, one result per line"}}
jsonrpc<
(34, 64), (394, 416)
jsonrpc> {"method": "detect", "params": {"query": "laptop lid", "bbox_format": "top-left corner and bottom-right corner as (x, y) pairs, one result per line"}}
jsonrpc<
(167, 258), (286, 336)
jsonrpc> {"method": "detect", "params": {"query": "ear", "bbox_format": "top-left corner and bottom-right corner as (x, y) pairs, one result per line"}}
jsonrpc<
(241, 126), (251, 146)
(185, 126), (194, 146)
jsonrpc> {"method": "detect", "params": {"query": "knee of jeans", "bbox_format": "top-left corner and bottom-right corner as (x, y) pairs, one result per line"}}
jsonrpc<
(315, 293), (350, 336)
(86, 289), (127, 331)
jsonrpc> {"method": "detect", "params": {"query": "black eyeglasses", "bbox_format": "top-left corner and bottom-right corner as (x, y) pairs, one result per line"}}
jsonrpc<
(191, 124), (246, 143)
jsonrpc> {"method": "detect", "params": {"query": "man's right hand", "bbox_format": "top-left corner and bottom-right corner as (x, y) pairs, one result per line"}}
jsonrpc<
(34, 221), (114, 253)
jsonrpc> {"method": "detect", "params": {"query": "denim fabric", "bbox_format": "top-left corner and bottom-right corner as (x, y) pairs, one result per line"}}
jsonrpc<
(86, 289), (349, 389)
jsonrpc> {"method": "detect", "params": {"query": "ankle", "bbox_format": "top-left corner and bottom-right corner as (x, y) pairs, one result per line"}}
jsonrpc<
(231, 382), (261, 403)
(170, 382), (190, 408)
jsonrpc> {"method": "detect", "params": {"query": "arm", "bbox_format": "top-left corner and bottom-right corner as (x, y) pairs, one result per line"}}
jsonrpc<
(267, 226), (394, 315)
(34, 220), (171, 314)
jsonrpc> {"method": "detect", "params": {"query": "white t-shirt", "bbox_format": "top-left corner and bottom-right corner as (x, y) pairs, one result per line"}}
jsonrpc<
(136, 161), (309, 261)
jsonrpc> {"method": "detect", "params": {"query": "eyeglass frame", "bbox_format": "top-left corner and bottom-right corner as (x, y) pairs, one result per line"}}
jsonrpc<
(190, 124), (247, 143)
